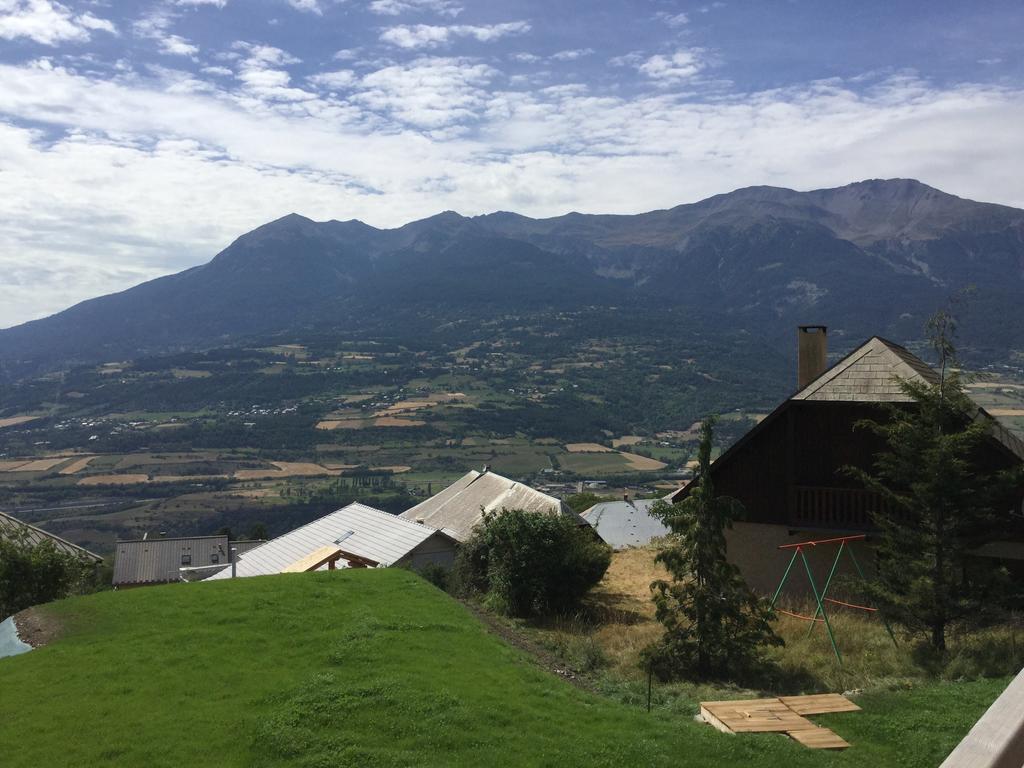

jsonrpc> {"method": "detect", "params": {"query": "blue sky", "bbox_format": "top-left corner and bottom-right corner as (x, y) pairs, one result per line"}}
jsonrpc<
(0, 0), (1022, 327)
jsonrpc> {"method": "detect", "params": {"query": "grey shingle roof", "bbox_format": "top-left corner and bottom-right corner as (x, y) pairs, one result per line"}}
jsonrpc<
(400, 470), (581, 542)
(792, 336), (940, 403)
(582, 499), (669, 549)
(113, 535), (230, 586)
(0, 511), (102, 563)
(207, 502), (456, 579)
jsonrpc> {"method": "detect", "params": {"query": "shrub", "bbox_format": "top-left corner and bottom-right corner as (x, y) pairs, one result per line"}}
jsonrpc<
(416, 562), (450, 592)
(0, 532), (97, 620)
(454, 509), (611, 617)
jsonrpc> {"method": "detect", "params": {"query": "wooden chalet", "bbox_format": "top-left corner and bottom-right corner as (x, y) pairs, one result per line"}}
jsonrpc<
(666, 327), (1024, 589)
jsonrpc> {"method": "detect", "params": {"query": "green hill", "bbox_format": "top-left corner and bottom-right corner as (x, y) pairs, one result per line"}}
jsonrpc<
(0, 570), (1004, 767)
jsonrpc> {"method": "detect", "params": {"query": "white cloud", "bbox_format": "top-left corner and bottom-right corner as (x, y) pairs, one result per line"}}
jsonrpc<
(380, 20), (530, 49)
(160, 34), (199, 57)
(202, 65), (234, 76)
(655, 11), (689, 28)
(308, 69), (357, 89)
(638, 49), (705, 81)
(287, 0), (322, 14)
(358, 56), (496, 128)
(175, 0), (228, 7)
(0, 0), (116, 45)
(551, 48), (594, 61)
(369, 0), (462, 17)
(1, 61), (1024, 327)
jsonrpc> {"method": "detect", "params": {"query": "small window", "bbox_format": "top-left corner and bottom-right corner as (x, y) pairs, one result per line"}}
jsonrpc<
(181, 554), (192, 566)
(210, 554), (219, 564)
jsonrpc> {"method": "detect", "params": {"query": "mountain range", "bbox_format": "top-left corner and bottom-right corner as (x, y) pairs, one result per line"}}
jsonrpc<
(2, 178), (1023, 376)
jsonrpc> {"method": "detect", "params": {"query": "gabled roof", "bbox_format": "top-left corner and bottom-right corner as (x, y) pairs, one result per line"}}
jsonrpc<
(582, 499), (669, 549)
(792, 336), (940, 402)
(666, 335), (1024, 503)
(114, 535), (229, 586)
(400, 469), (580, 542)
(207, 502), (457, 579)
(0, 511), (102, 563)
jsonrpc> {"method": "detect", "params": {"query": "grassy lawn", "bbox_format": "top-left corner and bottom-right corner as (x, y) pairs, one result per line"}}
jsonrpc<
(0, 569), (1005, 767)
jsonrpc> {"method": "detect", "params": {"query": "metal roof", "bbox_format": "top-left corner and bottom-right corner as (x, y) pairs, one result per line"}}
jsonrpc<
(400, 470), (582, 542)
(0, 510), (103, 563)
(207, 502), (456, 579)
(113, 536), (230, 586)
(582, 499), (670, 549)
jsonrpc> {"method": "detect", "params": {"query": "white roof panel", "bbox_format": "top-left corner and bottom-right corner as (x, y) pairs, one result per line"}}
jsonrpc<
(400, 470), (581, 541)
(207, 502), (449, 579)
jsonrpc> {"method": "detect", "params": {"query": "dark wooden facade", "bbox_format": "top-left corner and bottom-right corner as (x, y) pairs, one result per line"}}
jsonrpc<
(678, 400), (1024, 533)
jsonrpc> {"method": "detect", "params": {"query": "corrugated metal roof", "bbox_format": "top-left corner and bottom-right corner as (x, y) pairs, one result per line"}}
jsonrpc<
(113, 536), (229, 586)
(0, 511), (102, 563)
(400, 470), (582, 542)
(207, 502), (455, 579)
(582, 499), (670, 549)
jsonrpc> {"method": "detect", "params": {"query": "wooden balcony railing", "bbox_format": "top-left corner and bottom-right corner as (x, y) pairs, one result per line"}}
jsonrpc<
(789, 486), (890, 530)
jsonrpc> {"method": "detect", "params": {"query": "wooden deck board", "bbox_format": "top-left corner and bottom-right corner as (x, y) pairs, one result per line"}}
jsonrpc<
(780, 693), (861, 715)
(789, 727), (851, 749)
(700, 694), (857, 749)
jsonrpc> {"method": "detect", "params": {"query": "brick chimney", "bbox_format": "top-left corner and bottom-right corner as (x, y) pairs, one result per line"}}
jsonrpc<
(797, 325), (828, 389)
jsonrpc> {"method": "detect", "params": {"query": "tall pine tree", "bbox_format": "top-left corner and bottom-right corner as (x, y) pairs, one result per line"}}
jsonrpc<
(644, 416), (781, 679)
(850, 309), (1022, 651)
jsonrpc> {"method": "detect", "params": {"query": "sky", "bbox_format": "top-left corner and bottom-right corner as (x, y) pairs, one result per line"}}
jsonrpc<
(0, 0), (1023, 328)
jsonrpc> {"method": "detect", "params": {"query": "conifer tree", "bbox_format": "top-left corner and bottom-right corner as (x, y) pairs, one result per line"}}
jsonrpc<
(850, 309), (1022, 651)
(644, 416), (781, 679)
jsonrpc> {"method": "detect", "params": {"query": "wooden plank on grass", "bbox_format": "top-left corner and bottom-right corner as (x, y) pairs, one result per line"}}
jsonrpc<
(780, 693), (861, 715)
(789, 727), (851, 750)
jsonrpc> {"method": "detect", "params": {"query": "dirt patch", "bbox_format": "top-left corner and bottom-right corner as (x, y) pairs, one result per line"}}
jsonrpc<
(565, 443), (613, 453)
(13, 606), (63, 649)
(989, 408), (1024, 417)
(0, 460), (29, 471)
(620, 452), (668, 471)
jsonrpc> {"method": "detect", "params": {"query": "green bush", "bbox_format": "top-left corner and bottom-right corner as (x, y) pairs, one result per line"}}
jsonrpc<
(454, 509), (611, 617)
(416, 562), (450, 592)
(0, 532), (97, 620)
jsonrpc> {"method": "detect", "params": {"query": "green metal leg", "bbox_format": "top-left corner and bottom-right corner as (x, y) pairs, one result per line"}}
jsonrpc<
(807, 540), (846, 638)
(848, 548), (898, 648)
(770, 549), (800, 610)
(801, 549), (842, 664)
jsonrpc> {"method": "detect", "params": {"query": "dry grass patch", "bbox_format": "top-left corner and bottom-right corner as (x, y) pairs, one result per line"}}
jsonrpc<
(0, 415), (40, 429)
(234, 461), (340, 480)
(0, 460), (29, 471)
(59, 456), (96, 474)
(170, 368), (211, 379)
(372, 416), (426, 427)
(612, 435), (644, 448)
(988, 408), (1024, 416)
(566, 442), (613, 453)
(78, 474), (150, 486)
(620, 452), (668, 470)
(13, 457), (72, 472)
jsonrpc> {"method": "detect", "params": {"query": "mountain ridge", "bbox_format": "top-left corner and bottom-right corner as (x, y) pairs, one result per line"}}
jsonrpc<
(2, 178), (1023, 376)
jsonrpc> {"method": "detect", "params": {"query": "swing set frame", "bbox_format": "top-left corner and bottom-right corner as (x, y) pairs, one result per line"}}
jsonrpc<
(768, 534), (897, 663)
